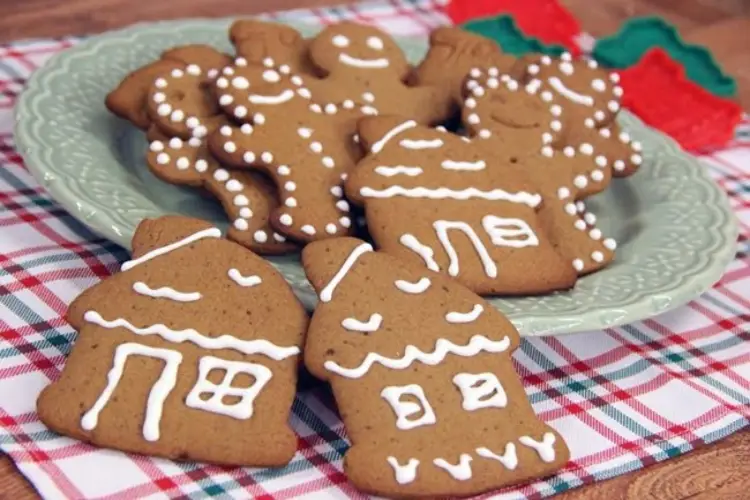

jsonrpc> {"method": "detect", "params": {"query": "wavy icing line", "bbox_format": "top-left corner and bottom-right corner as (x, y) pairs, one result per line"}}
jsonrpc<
(121, 227), (221, 271)
(359, 186), (541, 207)
(323, 335), (511, 378)
(132, 282), (202, 302)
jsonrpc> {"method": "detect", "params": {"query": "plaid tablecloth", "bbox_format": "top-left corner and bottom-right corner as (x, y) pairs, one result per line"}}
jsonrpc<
(1, 0), (749, 498)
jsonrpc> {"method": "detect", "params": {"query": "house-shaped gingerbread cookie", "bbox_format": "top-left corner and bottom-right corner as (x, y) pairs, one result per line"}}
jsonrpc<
(302, 237), (570, 498)
(37, 215), (308, 466)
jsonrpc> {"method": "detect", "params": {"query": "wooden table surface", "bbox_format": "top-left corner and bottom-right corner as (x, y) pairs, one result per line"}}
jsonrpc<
(1, 0), (748, 498)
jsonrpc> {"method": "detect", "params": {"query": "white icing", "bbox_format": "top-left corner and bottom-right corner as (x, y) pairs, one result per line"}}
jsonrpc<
(371, 120), (417, 153)
(339, 53), (389, 69)
(453, 372), (507, 410)
(381, 384), (436, 430)
(324, 335), (511, 378)
(441, 160), (486, 171)
(132, 282), (201, 302)
(399, 138), (443, 149)
(248, 90), (294, 105)
(592, 78), (606, 92)
(433, 454), (472, 480)
(445, 304), (483, 324)
(476, 443), (518, 470)
(81, 342), (182, 441)
(121, 228), (221, 271)
(374, 165), (423, 177)
(387, 457), (419, 484)
(319, 243), (373, 302)
(84, 311), (299, 360)
(482, 216), (539, 248)
(394, 277), (431, 294)
(360, 186), (541, 207)
(184, 356), (272, 419)
(519, 432), (557, 463)
(367, 36), (384, 50)
(342, 313), (383, 333)
(262, 70), (280, 83)
(434, 221), (497, 278)
(227, 268), (262, 287)
(400, 234), (439, 272)
(548, 76), (594, 106)
(332, 34), (349, 47)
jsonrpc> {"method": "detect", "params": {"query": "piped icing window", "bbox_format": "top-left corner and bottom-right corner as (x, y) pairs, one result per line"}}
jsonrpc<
(380, 384), (437, 430)
(453, 372), (508, 411)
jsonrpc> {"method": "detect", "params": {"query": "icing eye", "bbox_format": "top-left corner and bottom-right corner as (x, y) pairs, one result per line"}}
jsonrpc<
(591, 78), (607, 92)
(367, 36), (384, 50)
(332, 35), (350, 48)
(263, 70), (280, 83)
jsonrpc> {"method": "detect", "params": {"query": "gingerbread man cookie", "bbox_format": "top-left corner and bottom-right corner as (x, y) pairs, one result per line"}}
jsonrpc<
(208, 59), (359, 243)
(146, 128), (298, 254)
(37, 215), (308, 466)
(345, 116), (578, 295)
(302, 237), (570, 497)
(229, 19), (315, 76)
(461, 67), (618, 275)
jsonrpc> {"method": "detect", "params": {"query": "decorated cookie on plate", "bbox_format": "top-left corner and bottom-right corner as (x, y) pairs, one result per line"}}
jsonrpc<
(229, 19), (316, 76)
(302, 237), (570, 498)
(37, 216), (308, 466)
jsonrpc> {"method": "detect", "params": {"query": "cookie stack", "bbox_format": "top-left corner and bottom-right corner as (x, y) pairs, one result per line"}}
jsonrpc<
(105, 19), (641, 296)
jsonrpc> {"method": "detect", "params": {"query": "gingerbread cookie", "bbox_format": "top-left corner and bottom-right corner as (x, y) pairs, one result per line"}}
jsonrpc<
(305, 22), (450, 124)
(460, 67), (618, 274)
(37, 215), (308, 466)
(229, 19), (315, 76)
(145, 47), (232, 139)
(146, 128), (298, 254)
(302, 237), (570, 497)
(515, 53), (642, 177)
(208, 60), (360, 242)
(345, 116), (578, 295)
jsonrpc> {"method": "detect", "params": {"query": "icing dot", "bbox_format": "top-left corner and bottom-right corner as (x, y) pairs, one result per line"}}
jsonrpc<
(176, 157), (190, 170)
(291, 76), (303, 86)
(273, 233), (286, 242)
(330, 186), (343, 197)
(326, 223), (337, 234)
(207, 69), (219, 78)
(540, 55), (552, 65)
(220, 126), (233, 137)
(188, 137), (201, 148)
(279, 214), (293, 226)
(613, 86), (624, 97)
(186, 117), (200, 129)
(234, 106), (248, 118)
(610, 73), (620, 83)
(332, 35), (349, 48)
(261, 152), (273, 163)
(604, 238), (617, 250)
(325, 103), (337, 114)
(565, 203), (577, 215)
(214, 169), (230, 181)
(619, 132), (631, 143)
(599, 128), (611, 138)
(564, 146), (575, 157)
(591, 170), (605, 182)
(232, 77), (250, 89)
(472, 86), (485, 97)
(239, 207), (252, 218)
(171, 69), (184, 78)
(284, 181), (296, 191)
(262, 70), (280, 83)
(550, 105), (562, 116)
(233, 194), (249, 206)
(574, 175), (588, 189)
(343, 99), (354, 109)
(285, 197), (297, 207)
(222, 67), (234, 76)
(153, 92), (166, 103)
(154, 78), (167, 88)
(579, 143), (594, 155)
(466, 80), (478, 90)
(608, 100), (620, 112)
(488, 67), (499, 77)
(156, 153), (170, 165)
(573, 259), (584, 271)
(467, 113), (480, 125)
(241, 123), (254, 135)
(592, 251), (604, 262)
(574, 219), (587, 230)
(584, 213), (597, 224)
(254, 113), (266, 124)
(560, 62), (574, 75)
(584, 118), (595, 129)
(561, 52), (572, 61)
(506, 80), (519, 91)
(550, 120), (562, 131)
(576, 201), (585, 212)
(541, 146), (554, 157)
(367, 36), (384, 50)
(362, 92), (375, 103)
(525, 80), (541, 94)
(322, 156), (335, 168)
(632, 141), (643, 152)
(588, 59), (599, 69)
(195, 159), (208, 172)
(436, 126), (447, 132)
(157, 103), (172, 116)
(479, 129), (491, 139)
(528, 64), (540, 75)
(469, 68), (481, 78)
(169, 137), (183, 149)
(263, 57), (275, 68)
(216, 77), (229, 89)
(223, 141), (237, 153)
(254, 230), (268, 243)
(336, 200), (350, 211)
(589, 228), (602, 240)
(297, 88), (312, 99)
(279, 64), (291, 74)
(542, 132), (553, 144)
(301, 225), (316, 235)
(339, 216), (352, 228)
(297, 127), (313, 138)
(592, 79), (606, 92)
(278, 165), (291, 175)
(631, 154), (643, 165)
(310, 141), (323, 153)
(309, 103), (322, 113)
(557, 187), (570, 199)
(243, 151), (256, 163)
(193, 125), (207, 138)
(234, 219), (249, 231)
(150, 141), (164, 152)
(541, 91), (553, 102)
(595, 155), (608, 167)
(361, 106), (378, 115)
(487, 78), (499, 89)
(594, 110), (606, 121)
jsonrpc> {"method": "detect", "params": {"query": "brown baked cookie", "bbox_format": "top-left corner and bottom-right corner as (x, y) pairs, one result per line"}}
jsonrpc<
(146, 127), (298, 254)
(145, 47), (232, 139)
(208, 61), (360, 243)
(344, 116), (578, 295)
(413, 27), (517, 111)
(302, 237), (570, 498)
(515, 53), (642, 177)
(460, 68), (617, 275)
(305, 22), (449, 124)
(229, 19), (315, 76)
(37, 215), (308, 466)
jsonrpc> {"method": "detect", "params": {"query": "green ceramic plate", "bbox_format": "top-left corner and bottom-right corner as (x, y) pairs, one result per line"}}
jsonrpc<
(14, 19), (738, 336)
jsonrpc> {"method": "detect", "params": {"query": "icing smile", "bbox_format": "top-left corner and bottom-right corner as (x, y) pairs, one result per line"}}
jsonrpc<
(339, 53), (389, 69)
(247, 89), (295, 105)
(548, 77), (594, 106)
